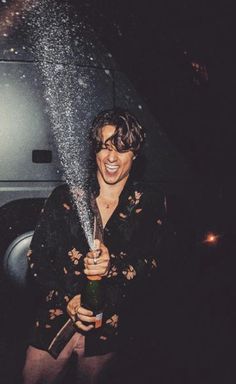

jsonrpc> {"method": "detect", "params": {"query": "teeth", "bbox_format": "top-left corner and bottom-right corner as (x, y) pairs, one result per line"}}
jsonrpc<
(105, 164), (119, 173)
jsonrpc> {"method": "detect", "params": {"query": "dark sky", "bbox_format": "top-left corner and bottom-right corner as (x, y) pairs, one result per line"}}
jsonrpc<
(69, 0), (235, 188)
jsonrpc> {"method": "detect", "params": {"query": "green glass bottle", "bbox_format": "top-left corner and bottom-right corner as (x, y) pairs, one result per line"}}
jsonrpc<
(82, 275), (104, 328)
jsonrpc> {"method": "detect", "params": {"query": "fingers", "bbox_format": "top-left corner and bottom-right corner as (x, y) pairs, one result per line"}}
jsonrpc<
(99, 242), (108, 253)
(76, 312), (96, 324)
(74, 320), (94, 332)
(77, 306), (93, 317)
(84, 240), (110, 276)
(85, 244), (109, 265)
(90, 240), (109, 257)
(86, 249), (109, 261)
(84, 255), (110, 273)
(67, 294), (81, 317)
(75, 307), (96, 331)
(93, 239), (100, 251)
(85, 256), (109, 265)
(67, 295), (95, 332)
(84, 264), (109, 276)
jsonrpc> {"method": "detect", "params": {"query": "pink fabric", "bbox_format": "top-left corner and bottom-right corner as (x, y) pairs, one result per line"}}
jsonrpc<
(22, 333), (114, 384)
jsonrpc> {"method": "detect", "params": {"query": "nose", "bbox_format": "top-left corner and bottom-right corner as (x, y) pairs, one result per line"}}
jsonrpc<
(107, 148), (118, 162)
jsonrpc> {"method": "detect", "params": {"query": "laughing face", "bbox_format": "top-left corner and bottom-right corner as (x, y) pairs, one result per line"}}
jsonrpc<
(96, 125), (134, 186)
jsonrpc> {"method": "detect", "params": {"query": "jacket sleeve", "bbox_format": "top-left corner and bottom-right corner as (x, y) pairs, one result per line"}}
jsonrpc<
(26, 185), (82, 301)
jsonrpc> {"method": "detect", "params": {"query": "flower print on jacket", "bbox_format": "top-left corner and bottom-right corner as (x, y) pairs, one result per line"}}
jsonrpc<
(106, 314), (119, 328)
(46, 290), (58, 302)
(68, 248), (83, 265)
(122, 264), (136, 280)
(107, 265), (118, 278)
(48, 308), (63, 320)
(119, 190), (143, 220)
(127, 190), (143, 214)
(63, 203), (70, 210)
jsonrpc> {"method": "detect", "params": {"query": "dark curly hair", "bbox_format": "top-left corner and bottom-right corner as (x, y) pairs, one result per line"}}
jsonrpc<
(90, 108), (146, 156)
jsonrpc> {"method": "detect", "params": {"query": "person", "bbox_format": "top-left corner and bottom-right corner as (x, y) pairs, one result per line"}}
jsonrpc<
(22, 108), (167, 384)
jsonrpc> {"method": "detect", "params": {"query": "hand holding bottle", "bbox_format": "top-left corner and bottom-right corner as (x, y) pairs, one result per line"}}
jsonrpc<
(66, 294), (96, 331)
(84, 239), (110, 277)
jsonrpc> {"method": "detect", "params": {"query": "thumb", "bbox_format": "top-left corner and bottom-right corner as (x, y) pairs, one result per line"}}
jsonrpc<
(93, 239), (101, 252)
(67, 294), (81, 315)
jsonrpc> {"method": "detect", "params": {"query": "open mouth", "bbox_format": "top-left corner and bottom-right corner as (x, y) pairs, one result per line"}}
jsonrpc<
(105, 164), (119, 174)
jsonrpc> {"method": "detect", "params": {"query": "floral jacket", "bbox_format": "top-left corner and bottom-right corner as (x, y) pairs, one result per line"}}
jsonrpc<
(27, 177), (167, 357)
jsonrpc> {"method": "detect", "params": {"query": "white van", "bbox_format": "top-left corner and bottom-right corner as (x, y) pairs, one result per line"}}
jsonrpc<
(0, 13), (190, 286)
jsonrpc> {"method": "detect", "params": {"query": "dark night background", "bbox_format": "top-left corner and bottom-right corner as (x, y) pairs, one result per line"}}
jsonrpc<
(72, 0), (236, 257)
(71, 1), (236, 383)
(0, 0), (235, 383)
(73, 0), (235, 183)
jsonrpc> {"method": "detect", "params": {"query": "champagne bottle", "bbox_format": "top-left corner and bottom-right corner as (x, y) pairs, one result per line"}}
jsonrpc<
(82, 238), (104, 329)
(82, 274), (104, 329)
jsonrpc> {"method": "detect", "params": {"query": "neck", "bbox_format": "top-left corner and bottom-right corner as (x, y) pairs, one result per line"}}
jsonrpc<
(97, 172), (129, 201)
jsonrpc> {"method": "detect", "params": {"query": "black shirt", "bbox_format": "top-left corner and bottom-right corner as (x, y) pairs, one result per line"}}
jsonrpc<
(27, 177), (166, 356)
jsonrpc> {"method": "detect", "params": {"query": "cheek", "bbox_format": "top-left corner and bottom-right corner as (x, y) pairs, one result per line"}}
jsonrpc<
(95, 157), (100, 170)
(96, 153), (102, 165)
(123, 157), (133, 170)
(96, 153), (106, 171)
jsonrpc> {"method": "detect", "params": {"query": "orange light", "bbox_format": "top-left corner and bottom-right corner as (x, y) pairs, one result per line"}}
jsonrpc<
(208, 234), (216, 242)
(203, 232), (220, 245)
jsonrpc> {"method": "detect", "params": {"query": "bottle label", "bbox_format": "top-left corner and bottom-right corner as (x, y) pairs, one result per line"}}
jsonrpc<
(95, 312), (103, 328)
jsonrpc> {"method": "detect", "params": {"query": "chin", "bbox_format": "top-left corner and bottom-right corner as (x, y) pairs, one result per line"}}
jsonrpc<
(103, 175), (120, 185)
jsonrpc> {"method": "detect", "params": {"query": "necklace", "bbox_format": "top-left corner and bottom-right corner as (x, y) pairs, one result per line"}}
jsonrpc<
(103, 200), (117, 209)
(97, 196), (118, 210)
